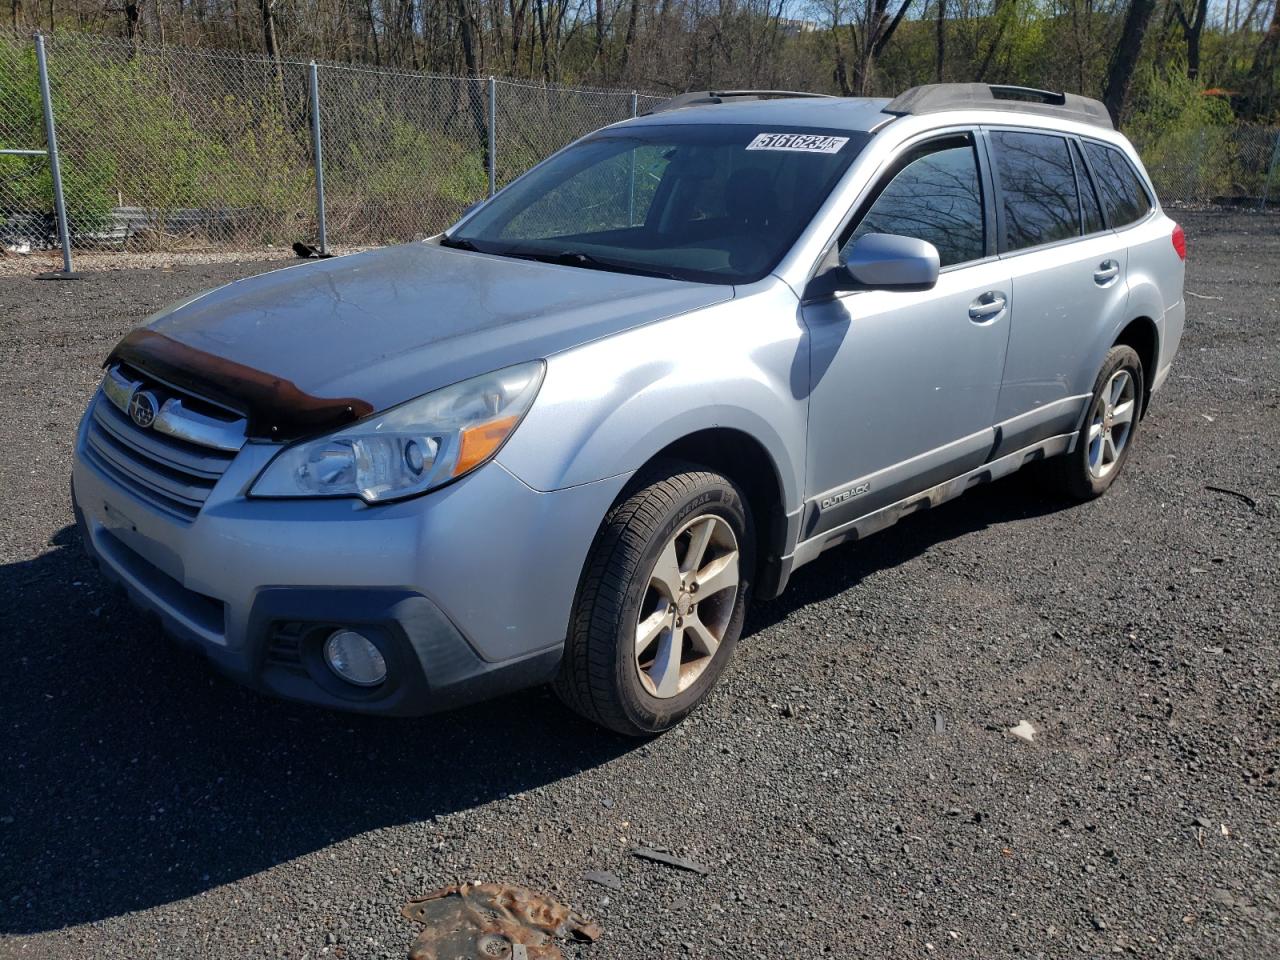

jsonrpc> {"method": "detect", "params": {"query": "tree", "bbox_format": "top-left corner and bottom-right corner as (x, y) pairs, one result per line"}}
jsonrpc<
(1103, 0), (1158, 124)
(1172, 0), (1210, 80)
(935, 0), (946, 82)
(1242, 0), (1280, 118)
(814, 0), (915, 95)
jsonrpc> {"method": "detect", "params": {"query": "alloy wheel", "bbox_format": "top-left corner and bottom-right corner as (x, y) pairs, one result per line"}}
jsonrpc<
(634, 514), (740, 699)
(1087, 368), (1137, 479)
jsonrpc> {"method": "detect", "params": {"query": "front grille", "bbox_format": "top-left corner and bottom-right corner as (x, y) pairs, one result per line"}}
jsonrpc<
(82, 365), (244, 522)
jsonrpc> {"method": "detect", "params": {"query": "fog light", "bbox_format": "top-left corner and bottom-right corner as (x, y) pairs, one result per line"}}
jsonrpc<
(323, 629), (387, 687)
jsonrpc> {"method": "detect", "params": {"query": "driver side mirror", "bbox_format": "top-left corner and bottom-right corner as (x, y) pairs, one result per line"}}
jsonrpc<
(846, 233), (940, 288)
(807, 233), (941, 298)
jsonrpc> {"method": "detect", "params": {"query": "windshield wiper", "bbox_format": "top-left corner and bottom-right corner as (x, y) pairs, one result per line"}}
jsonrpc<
(512, 249), (680, 281)
(440, 235), (480, 252)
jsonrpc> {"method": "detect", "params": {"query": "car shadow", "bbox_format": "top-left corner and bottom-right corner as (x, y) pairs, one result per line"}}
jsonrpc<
(745, 468), (1075, 635)
(0, 524), (636, 935)
(0, 470), (1073, 934)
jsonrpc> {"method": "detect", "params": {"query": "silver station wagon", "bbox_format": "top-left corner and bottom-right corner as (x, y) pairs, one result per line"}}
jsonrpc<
(72, 83), (1186, 735)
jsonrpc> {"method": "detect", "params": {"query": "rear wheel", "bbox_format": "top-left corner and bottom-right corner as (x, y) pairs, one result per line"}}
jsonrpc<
(554, 466), (754, 736)
(1046, 344), (1144, 500)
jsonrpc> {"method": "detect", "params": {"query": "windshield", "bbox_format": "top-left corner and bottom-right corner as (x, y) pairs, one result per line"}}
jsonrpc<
(446, 123), (870, 285)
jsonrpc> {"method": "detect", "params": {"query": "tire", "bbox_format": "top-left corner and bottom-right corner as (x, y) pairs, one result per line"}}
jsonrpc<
(1046, 344), (1144, 501)
(554, 465), (755, 737)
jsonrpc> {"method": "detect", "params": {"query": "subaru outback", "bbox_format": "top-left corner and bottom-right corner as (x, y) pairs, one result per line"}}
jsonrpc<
(72, 83), (1186, 735)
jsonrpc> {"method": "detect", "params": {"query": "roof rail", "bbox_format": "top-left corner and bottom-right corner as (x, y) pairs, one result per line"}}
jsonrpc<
(643, 89), (835, 116)
(882, 83), (1113, 129)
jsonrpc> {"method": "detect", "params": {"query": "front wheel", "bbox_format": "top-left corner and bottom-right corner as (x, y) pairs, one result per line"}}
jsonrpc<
(554, 466), (754, 736)
(1046, 344), (1144, 501)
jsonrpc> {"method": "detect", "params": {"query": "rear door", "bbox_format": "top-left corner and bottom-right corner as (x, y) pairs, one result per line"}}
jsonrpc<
(987, 128), (1130, 457)
(800, 131), (1012, 541)
(1082, 139), (1181, 385)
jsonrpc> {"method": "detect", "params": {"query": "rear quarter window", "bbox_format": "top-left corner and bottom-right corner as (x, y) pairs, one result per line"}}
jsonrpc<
(1073, 141), (1106, 235)
(1083, 142), (1152, 228)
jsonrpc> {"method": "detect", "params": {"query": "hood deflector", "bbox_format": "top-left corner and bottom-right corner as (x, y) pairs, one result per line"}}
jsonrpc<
(107, 328), (374, 441)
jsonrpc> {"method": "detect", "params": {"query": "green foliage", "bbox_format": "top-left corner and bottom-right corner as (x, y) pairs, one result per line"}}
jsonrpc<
(0, 42), (115, 236)
(1, 35), (506, 246)
(1127, 68), (1238, 201)
(1129, 66), (1235, 135)
(325, 100), (488, 242)
(0, 36), (317, 243)
(46, 47), (312, 242)
(337, 104), (486, 204)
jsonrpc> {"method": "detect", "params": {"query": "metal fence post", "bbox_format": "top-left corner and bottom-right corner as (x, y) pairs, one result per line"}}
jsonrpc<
(487, 76), (497, 198)
(33, 33), (76, 278)
(631, 90), (639, 118)
(308, 61), (328, 254)
(1261, 129), (1280, 213)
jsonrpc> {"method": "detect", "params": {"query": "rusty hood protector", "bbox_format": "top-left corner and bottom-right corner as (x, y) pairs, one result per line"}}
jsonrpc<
(106, 242), (730, 441)
(108, 328), (373, 439)
(401, 883), (601, 960)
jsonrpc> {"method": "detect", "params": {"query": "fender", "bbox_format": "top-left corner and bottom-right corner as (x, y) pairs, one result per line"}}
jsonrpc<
(497, 282), (809, 519)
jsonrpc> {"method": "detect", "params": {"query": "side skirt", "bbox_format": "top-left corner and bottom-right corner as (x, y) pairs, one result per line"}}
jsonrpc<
(781, 431), (1075, 578)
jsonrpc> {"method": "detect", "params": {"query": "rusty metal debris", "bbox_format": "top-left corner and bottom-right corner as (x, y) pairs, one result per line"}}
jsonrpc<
(627, 846), (710, 875)
(401, 882), (601, 960)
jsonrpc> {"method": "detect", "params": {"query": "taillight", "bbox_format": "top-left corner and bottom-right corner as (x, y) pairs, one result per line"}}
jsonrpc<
(1172, 223), (1187, 260)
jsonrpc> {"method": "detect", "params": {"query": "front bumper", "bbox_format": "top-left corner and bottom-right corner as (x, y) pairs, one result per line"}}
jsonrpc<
(71, 409), (630, 715)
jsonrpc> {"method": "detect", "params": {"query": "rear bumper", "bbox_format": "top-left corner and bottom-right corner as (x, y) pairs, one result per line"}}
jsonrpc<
(71, 408), (629, 716)
(1152, 297), (1185, 395)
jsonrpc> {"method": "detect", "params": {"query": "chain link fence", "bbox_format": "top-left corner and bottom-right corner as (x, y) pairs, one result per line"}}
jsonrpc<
(315, 64), (485, 245)
(2, 30), (1276, 271)
(0, 36), (52, 252)
(1132, 124), (1280, 211)
(0, 32), (661, 268)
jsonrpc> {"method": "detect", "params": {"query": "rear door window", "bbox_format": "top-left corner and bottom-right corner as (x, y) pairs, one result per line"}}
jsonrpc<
(991, 130), (1081, 252)
(1082, 141), (1152, 228)
(843, 135), (986, 268)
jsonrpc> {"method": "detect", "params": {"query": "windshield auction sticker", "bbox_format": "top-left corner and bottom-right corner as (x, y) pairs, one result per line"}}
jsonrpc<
(746, 133), (849, 154)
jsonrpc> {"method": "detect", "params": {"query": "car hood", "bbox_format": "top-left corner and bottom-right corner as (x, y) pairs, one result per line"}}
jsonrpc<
(107, 242), (732, 439)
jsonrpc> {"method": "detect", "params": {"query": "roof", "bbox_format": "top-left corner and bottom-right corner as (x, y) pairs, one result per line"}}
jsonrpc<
(884, 83), (1113, 129)
(626, 84), (1113, 134)
(625, 96), (894, 133)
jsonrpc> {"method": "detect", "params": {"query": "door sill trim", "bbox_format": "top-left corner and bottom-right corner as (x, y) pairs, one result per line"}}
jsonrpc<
(786, 431), (1074, 572)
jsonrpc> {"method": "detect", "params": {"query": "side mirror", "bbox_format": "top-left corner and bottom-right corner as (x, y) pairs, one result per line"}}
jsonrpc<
(844, 233), (940, 289)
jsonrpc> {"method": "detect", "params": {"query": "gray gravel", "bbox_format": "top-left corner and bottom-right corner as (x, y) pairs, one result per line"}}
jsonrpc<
(1, 213), (1277, 960)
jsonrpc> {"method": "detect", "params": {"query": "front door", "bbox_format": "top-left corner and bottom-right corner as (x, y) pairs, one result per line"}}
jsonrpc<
(800, 131), (1012, 543)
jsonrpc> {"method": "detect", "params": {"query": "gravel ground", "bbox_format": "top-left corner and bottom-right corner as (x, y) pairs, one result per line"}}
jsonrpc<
(1, 211), (1277, 960)
(0, 246), (374, 277)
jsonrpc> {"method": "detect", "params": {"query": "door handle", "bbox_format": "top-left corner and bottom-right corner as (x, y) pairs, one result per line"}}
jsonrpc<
(968, 291), (1007, 322)
(1093, 260), (1120, 285)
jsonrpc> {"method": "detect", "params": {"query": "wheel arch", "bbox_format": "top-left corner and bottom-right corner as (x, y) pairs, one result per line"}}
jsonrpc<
(620, 428), (792, 600)
(1113, 316), (1159, 415)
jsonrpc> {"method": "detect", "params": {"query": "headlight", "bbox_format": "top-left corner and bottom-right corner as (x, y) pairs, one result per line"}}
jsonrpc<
(250, 360), (544, 503)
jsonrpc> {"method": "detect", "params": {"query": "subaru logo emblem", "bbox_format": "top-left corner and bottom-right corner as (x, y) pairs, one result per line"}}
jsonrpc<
(128, 390), (158, 429)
